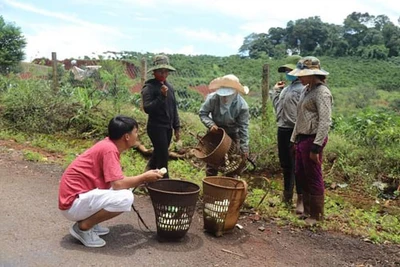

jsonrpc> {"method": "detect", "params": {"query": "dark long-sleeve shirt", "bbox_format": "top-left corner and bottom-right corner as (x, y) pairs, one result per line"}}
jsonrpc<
(141, 79), (180, 130)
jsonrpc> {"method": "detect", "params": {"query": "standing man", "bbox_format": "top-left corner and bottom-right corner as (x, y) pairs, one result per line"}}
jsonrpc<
(142, 54), (180, 178)
(271, 55), (304, 214)
(199, 74), (250, 177)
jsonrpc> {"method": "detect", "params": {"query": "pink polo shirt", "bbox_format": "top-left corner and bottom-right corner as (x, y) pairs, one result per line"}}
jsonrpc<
(58, 137), (124, 210)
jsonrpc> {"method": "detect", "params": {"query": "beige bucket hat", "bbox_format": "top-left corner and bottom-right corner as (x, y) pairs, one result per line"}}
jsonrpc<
(147, 54), (176, 73)
(209, 74), (249, 95)
(288, 56), (329, 77)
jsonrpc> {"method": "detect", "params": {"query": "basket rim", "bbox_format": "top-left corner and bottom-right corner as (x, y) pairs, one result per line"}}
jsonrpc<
(202, 176), (246, 190)
(147, 179), (200, 195)
(193, 128), (230, 159)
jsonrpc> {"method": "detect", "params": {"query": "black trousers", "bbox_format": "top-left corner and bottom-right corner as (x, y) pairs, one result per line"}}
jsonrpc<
(277, 127), (302, 194)
(147, 126), (172, 178)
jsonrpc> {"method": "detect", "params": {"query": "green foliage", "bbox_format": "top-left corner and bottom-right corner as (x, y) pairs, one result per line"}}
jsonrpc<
(22, 150), (46, 162)
(175, 87), (203, 113)
(169, 159), (204, 187)
(99, 60), (133, 113)
(120, 149), (148, 177)
(240, 12), (399, 60)
(0, 16), (27, 74)
(1, 79), (78, 133)
(335, 108), (400, 148)
(330, 109), (400, 186)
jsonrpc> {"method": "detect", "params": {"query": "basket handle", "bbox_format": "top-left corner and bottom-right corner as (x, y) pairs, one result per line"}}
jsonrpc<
(238, 179), (248, 204)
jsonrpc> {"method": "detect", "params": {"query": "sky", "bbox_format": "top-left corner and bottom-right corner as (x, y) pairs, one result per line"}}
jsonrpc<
(1, 0), (399, 61)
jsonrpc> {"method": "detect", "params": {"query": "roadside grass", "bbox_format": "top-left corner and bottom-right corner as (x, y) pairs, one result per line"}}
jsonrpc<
(245, 183), (400, 244)
(22, 150), (48, 162)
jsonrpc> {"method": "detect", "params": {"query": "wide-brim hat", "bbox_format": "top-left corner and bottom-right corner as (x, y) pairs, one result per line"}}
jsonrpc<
(147, 54), (176, 73)
(209, 74), (249, 95)
(288, 56), (329, 77)
(278, 55), (302, 72)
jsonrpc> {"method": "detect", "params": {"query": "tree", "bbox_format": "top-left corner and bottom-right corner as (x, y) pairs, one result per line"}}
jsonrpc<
(322, 24), (347, 56)
(238, 33), (259, 57)
(286, 17), (329, 55)
(238, 33), (274, 59)
(343, 12), (374, 54)
(0, 16), (27, 74)
(382, 23), (400, 57)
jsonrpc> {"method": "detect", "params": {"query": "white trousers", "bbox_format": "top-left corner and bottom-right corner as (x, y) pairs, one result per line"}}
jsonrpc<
(61, 188), (134, 222)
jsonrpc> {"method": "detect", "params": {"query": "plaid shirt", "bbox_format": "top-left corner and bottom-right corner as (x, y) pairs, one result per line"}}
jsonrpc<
(290, 84), (333, 146)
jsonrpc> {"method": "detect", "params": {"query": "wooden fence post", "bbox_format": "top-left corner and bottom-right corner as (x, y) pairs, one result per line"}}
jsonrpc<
(140, 57), (147, 111)
(141, 57), (147, 86)
(261, 64), (269, 122)
(51, 52), (58, 92)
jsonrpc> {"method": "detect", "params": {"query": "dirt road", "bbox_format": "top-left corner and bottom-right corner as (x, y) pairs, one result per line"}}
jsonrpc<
(0, 147), (399, 267)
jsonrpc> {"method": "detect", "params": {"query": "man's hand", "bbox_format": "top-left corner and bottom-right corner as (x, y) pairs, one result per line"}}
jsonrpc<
(143, 169), (163, 182)
(160, 83), (168, 97)
(210, 125), (218, 132)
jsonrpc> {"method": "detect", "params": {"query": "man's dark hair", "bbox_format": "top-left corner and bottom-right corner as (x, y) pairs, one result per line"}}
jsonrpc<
(108, 115), (138, 140)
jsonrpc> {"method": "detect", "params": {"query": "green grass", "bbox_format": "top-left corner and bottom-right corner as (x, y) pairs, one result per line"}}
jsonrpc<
(245, 183), (400, 244)
(22, 150), (48, 162)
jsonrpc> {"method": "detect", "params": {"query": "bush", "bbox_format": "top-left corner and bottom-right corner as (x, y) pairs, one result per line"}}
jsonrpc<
(1, 79), (78, 133)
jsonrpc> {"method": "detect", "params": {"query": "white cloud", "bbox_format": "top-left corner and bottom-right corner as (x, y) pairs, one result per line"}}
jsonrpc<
(24, 25), (117, 61)
(151, 45), (198, 56)
(175, 28), (243, 50)
(115, 0), (400, 30)
(4, 0), (130, 38)
(177, 45), (197, 55)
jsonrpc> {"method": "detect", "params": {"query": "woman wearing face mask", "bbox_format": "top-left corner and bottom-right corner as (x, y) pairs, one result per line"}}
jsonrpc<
(270, 55), (304, 214)
(199, 74), (250, 177)
(141, 54), (180, 179)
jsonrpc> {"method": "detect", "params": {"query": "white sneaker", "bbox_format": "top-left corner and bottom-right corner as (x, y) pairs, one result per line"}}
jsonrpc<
(93, 224), (110, 236)
(70, 223), (106, 248)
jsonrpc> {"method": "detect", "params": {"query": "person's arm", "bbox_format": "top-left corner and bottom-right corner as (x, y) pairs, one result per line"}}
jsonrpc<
(141, 82), (166, 114)
(270, 82), (286, 113)
(111, 170), (162, 190)
(171, 84), (181, 140)
(199, 94), (217, 129)
(312, 87), (332, 151)
(237, 101), (250, 154)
